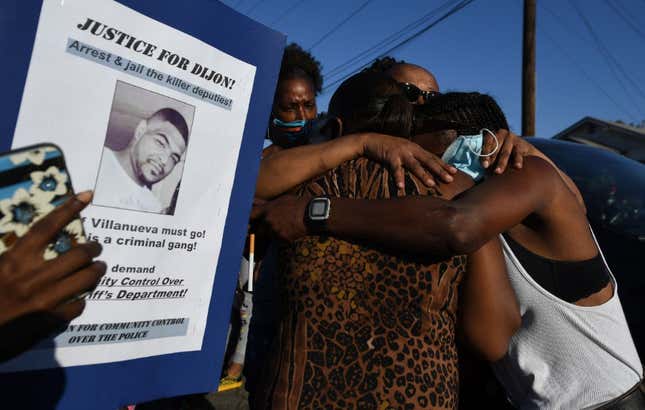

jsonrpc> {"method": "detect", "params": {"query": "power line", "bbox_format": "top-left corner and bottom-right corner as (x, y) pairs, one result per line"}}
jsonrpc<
(270, 0), (310, 25)
(323, 0), (456, 79)
(613, 1), (645, 29)
(539, 2), (589, 44)
(323, 2), (451, 78)
(606, 0), (645, 43)
(541, 1), (643, 90)
(323, 0), (463, 89)
(538, 20), (639, 121)
(541, 0), (644, 119)
(544, 0), (645, 114)
(323, 0), (475, 92)
(308, 0), (376, 50)
(377, 0), (474, 59)
(569, 0), (645, 111)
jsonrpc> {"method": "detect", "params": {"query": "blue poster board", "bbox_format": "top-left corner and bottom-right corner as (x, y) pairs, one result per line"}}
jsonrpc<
(0, 1), (284, 408)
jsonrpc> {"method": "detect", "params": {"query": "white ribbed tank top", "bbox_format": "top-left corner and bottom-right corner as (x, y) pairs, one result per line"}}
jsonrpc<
(493, 231), (643, 410)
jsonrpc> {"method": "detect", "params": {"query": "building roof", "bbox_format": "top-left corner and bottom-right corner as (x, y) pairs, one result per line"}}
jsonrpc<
(553, 116), (645, 140)
(553, 116), (645, 162)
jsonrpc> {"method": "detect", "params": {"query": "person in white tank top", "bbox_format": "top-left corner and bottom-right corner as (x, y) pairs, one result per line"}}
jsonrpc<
(335, 121), (644, 407)
(298, 125), (644, 407)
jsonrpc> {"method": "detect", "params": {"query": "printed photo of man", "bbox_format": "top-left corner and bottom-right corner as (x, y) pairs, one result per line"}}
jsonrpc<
(94, 107), (190, 215)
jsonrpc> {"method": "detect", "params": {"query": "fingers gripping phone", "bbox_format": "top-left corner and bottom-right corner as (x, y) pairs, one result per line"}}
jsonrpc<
(0, 143), (86, 258)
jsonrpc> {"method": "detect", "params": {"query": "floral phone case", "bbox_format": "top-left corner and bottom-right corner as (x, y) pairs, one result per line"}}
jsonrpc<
(0, 143), (86, 259)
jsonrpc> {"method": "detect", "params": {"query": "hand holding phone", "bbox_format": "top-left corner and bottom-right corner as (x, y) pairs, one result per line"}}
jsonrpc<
(0, 191), (105, 324)
(0, 191), (106, 361)
(0, 143), (106, 361)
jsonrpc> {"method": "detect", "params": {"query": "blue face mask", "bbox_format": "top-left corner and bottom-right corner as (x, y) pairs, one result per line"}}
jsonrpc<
(268, 117), (314, 148)
(441, 128), (499, 182)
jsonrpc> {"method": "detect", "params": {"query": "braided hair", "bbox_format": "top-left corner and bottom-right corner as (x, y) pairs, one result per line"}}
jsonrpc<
(415, 92), (509, 136)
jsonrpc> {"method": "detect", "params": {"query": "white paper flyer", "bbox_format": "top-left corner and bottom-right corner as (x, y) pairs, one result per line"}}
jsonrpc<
(3, 0), (256, 371)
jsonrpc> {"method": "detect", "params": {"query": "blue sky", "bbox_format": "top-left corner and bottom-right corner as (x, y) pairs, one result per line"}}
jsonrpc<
(221, 0), (645, 137)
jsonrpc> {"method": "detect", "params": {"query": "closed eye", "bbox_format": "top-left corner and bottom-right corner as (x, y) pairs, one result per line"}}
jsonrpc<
(157, 133), (169, 147)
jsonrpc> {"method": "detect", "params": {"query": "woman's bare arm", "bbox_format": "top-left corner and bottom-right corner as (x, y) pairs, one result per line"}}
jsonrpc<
(255, 133), (457, 199)
(460, 238), (520, 361)
(254, 156), (573, 258)
(526, 145), (585, 210)
(479, 130), (585, 209)
(256, 135), (364, 199)
(319, 157), (569, 257)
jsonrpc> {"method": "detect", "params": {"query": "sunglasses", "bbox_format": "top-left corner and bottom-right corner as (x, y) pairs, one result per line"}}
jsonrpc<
(399, 82), (441, 103)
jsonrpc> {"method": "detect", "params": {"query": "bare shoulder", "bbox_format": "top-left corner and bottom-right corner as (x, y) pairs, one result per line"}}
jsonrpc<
(521, 155), (561, 178)
(486, 156), (564, 193)
(502, 156), (586, 230)
(516, 156), (574, 200)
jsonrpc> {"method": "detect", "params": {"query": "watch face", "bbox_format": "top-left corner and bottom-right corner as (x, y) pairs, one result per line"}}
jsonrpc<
(309, 198), (330, 221)
(311, 201), (327, 217)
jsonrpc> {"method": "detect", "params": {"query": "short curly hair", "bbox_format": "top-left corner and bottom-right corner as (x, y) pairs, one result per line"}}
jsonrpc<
(278, 43), (323, 95)
(364, 56), (406, 74)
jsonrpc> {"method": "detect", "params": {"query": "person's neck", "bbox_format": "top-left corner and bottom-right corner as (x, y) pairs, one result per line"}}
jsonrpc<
(113, 148), (147, 188)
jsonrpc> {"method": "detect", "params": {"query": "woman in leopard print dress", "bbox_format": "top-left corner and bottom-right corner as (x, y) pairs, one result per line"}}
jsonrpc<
(255, 72), (520, 409)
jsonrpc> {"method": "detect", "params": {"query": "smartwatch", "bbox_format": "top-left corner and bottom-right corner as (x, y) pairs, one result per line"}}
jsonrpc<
(305, 196), (331, 232)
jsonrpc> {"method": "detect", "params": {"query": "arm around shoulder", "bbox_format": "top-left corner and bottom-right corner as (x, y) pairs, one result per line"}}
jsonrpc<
(439, 156), (563, 255)
(255, 134), (365, 199)
(320, 158), (559, 258)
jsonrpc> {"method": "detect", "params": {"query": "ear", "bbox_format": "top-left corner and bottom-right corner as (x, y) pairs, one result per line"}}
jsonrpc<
(321, 117), (343, 139)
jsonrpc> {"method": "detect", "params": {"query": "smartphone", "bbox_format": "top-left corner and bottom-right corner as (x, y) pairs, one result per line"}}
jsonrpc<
(0, 143), (86, 258)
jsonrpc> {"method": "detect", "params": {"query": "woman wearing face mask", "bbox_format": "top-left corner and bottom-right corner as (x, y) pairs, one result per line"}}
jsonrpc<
(254, 72), (644, 408)
(264, 45), (320, 152)
(414, 92), (644, 409)
(221, 43), (329, 390)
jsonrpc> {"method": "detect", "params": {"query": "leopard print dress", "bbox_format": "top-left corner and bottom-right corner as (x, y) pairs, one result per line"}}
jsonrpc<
(256, 159), (466, 410)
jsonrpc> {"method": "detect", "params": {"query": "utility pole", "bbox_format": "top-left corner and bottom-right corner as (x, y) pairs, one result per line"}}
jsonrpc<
(522, 0), (536, 136)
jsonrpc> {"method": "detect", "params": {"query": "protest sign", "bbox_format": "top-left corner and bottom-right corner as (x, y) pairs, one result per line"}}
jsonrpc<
(0, 0), (284, 408)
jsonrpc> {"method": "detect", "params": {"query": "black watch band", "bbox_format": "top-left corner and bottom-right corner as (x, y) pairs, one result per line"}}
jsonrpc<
(305, 196), (331, 233)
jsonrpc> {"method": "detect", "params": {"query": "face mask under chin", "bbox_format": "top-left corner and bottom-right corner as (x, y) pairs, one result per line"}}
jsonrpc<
(268, 117), (314, 148)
